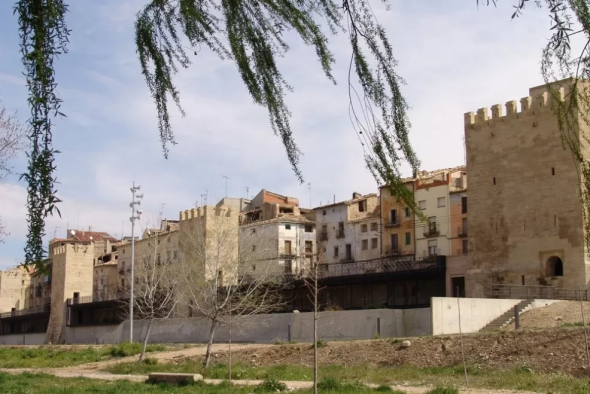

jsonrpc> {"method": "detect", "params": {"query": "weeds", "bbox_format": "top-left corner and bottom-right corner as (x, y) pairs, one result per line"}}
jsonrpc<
(255, 378), (288, 392)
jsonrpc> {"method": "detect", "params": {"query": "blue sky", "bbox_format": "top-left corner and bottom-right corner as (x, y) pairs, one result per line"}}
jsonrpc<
(0, 1), (553, 268)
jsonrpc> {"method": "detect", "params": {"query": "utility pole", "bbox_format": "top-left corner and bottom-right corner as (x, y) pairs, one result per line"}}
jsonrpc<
(223, 175), (231, 197)
(129, 182), (143, 343)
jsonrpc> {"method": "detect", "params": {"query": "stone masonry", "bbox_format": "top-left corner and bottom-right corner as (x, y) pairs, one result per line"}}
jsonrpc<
(465, 78), (590, 297)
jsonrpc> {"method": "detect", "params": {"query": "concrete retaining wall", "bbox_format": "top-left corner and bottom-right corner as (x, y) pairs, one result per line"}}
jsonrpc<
(64, 308), (431, 344)
(0, 333), (45, 345)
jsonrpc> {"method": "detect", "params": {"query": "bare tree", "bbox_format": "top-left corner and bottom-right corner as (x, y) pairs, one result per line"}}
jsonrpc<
(179, 207), (286, 368)
(120, 218), (183, 364)
(0, 101), (26, 242)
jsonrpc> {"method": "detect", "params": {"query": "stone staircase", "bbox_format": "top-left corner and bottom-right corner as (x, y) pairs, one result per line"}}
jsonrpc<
(480, 300), (535, 331)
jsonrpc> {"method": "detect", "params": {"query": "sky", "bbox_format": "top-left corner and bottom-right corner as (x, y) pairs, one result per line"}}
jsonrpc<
(0, 1), (556, 268)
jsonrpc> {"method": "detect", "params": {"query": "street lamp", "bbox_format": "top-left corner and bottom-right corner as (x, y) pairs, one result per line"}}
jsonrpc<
(129, 182), (143, 342)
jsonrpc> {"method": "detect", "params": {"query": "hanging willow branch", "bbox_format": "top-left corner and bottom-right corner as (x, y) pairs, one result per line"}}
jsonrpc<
(15, 0), (70, 274)
(135, 0), (420, 208)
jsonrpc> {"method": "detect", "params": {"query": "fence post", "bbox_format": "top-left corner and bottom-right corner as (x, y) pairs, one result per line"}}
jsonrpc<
(287, 324), (291, 342)
(377, 318), (381, 337)
(514, 306), (520, 330)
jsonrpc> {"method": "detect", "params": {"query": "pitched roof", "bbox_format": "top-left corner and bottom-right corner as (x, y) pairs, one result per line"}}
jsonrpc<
(313, 193), (378, 210)
(241, 213), (314, 227)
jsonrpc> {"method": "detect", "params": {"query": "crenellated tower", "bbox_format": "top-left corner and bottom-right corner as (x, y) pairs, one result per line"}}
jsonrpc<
(465, 77), (590, 297)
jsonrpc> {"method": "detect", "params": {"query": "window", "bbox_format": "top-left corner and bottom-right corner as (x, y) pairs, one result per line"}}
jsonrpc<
(167, 250), (171, 260)
(252, 245), (257, 252)
(371, 238), (378, 249)
(391, 234), (399, 251)
(552, 167), (555, 175)
(252, 228), (256, 234)
(546, 256), (564, 277)
(156, 254), (161, 265)
(493, 177), (496, 185)
(461, 217), (468, 234)
(305, 225), (313, 233)
(390, 209), (398, 224)
(361, 224), (368, 232)
(461, 196), (467, 214)
(405, 232), (411, 245)
(333, 246), (339, 257)
(419, 200), (426, 210)
(428, 239), (438, 256)
(285, 224), (291, 230)
(305, 240), (313, 253)
(284, 240), (292, 255)
(404, 207), (411, 218)
(359, 200), (366, 212)
(173, 250), (178, 259)
(362, 239), (368, 250)
(371, 222), (378, 231)
(322, 224), (327, 234)
(462, 240), (468, 254)
(323, 210), (326, 216)
(121, 278), (125, 287)
(285, 260), (293, 274)
(437, 197), (446, 207)
(252, 264), (256, 271)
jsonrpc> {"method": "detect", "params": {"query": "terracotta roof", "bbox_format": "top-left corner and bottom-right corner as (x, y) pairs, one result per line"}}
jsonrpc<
(65, 230), (117, 242)
(241, 214), (314, 227)
(379, 166), (466, 188)
(313, 193), (378, 210)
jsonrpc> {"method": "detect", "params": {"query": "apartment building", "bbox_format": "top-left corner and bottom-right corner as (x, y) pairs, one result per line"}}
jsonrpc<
(465, 78), (590, 297)
(414, 167), (466, 259)
(0, 266), (31, 313)
(380, 180), (416, 256)
(314, 193), (379, 264)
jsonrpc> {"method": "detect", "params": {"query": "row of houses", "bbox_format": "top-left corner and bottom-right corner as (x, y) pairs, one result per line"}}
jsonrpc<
(1, 77), (589, 341)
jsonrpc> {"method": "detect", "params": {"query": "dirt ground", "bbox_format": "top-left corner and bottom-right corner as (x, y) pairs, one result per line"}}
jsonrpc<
(506, 301), (590, 330)
(196, 328), (590, 378)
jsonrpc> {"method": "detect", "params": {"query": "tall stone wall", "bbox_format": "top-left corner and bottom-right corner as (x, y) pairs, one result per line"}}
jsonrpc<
(465, 79), (589, 297)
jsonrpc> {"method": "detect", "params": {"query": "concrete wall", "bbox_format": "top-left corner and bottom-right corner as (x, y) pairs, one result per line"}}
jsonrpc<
(64, 308), (431, 344)
(0, 333), (45, 345)
(431, 297), (521, 335)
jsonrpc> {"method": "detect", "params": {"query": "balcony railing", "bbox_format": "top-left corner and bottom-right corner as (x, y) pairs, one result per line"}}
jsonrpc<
(492, 284), (589, 301)
(336, 229), (345, 239)
(0, 304), (49, 319)
(386, 246), (400, 255)
(457, 226), (467, 237)
(423, 223), (439, 237)
(385, 219), (401, 228)
(319, 232), (328, 241)
(315, 255), (440, 279)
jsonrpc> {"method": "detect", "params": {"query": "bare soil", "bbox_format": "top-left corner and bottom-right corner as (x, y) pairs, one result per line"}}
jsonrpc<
(506, 301), (590, 330)
(202, 328), (590, 378)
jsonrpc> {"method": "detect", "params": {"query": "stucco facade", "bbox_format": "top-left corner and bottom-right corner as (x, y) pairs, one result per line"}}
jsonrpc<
(380, 182), (415, 256)
(314, 193), (379, 264)
(465, 78), (590, 297)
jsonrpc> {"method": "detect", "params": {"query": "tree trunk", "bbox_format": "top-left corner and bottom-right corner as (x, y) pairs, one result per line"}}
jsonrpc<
(229, 314), (233, 385)
(204, 318), (218, 367)
(313, 273), (318, 394)
(138, 318), (154, 365)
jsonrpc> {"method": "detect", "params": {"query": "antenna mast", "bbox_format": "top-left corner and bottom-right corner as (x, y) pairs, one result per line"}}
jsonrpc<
(222, 175), (231, 197)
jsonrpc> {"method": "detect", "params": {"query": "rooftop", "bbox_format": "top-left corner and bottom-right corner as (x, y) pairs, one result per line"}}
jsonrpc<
(313, 193), (378, 210)
(241, 213), (314, 227)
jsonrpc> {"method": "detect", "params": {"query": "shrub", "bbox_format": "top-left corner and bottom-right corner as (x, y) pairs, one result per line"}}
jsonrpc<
(425, 388), (459, 394)
(375, 384), (393, 392)
(316, 339), (326, 348)
(254, 378), (287, 392)
(142, 357), (158, 365)
(318, 377), (342, 391)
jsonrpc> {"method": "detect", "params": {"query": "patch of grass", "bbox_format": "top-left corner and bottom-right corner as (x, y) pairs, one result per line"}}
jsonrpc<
(425, 389), (458, 394)
(562, 321), (585, 327)
(0, 343), (168, 368)
(105, 361), (590, 394)
(254, 378), (288, 392)
(316, 339), (326, 348)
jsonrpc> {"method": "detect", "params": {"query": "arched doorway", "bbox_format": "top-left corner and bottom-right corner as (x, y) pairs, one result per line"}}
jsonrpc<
(545, 256), (564, 277)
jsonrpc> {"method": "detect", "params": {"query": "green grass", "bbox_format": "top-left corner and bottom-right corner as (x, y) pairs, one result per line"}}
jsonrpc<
(0, 342), (167, 368)
(105, 361), (590, 394)
(0, 373), (400, 394)
(561, 322), (586, 327)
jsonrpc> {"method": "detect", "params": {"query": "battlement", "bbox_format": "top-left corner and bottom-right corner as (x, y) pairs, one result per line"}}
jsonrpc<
(179, 205), (236, 221)
(464, 80), (577, 128)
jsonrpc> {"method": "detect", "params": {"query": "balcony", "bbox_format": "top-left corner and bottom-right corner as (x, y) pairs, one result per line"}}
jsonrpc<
(385, 219), (401, 228)
(319, 232), (328, 241)
(336, 229), (345, 239)
(386, 246), (400, 255)
(423, 223), (439, 238)
(458, 226), (467, 237)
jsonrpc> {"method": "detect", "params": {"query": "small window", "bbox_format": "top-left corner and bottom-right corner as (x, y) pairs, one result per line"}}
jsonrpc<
(173, 250), (178, 259)
(323, 210), (326, 216)
(252, 264), (256, 271)
(252, 245), (256, 252)
(333, 246), (339, 257)
(361, 224), (368, 232)
(362, 239), (368, 250)
(552, 167), (555, 176)
(371, 238), (378, 249)
(370, 222), (378, 231)
(428, 239), (437, 256)
(305, 225), (313, 233)
(419, 200), (426, 210)
(285, 224), (291, 230)
(252, 228), (256, 234)
(493, 177), (496, 185)
(461, 196), (467, 214)
(437, 197), (446, 207)
(462, 240), (468, 254)
(404, 207), (411, 218)
(359, 200), (366, 212)
(405, 232), (411, 245)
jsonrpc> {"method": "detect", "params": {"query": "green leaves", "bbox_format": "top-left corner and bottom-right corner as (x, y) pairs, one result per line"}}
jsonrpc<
(15, 0), (69, 272)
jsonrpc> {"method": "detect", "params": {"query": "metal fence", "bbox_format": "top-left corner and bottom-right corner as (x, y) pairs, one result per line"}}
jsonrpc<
(0, 304), (49, 319)
(492, 284), (589, 301)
